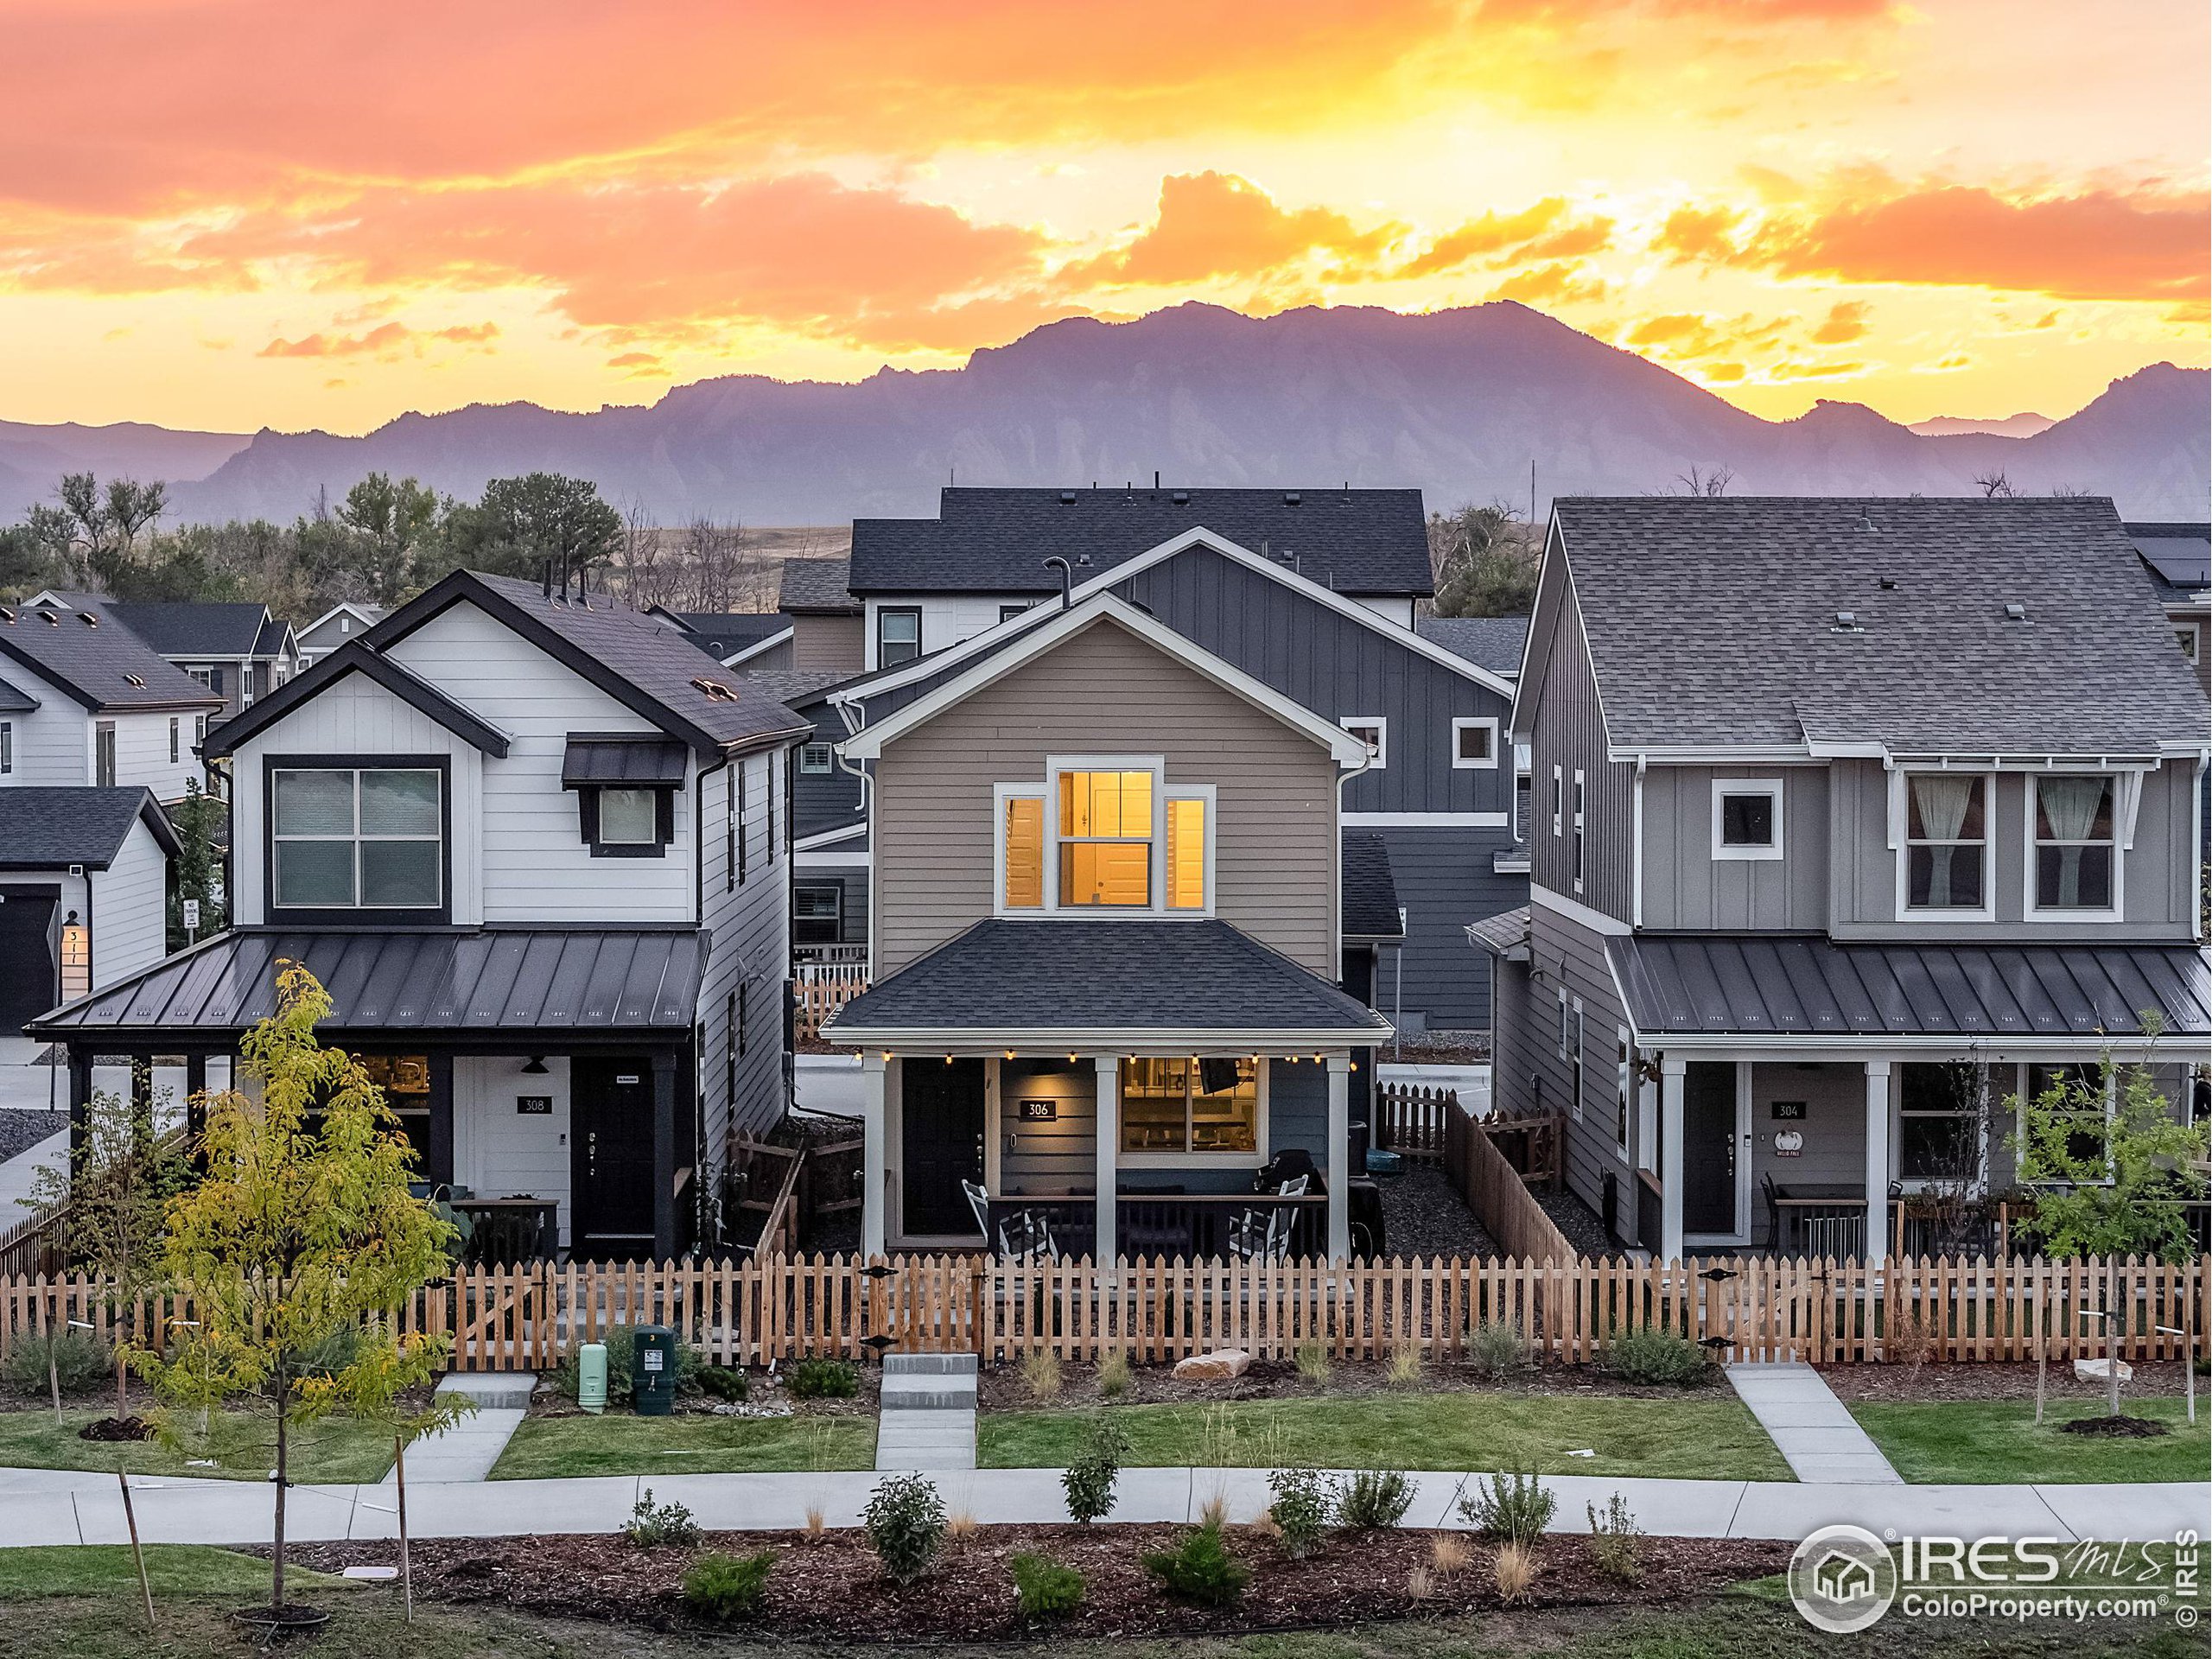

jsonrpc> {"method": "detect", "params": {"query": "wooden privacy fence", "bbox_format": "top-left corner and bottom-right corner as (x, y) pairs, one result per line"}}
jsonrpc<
(1371, 1083), (1452, 1163)
(1444, 1101), (1576, 1263)
(3, 1253), (2204, 1371)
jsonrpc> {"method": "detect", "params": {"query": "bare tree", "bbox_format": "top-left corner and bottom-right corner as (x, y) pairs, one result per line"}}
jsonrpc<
(610, 498), (683, 613)
(1973, 469), (2018, 499)
(679, 516), (765, 614)
(26, 473), (167, 588)
(1668, 465), (1734, 498)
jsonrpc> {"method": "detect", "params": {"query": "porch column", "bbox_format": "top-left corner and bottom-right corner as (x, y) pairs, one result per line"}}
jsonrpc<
(422, 1052), (454, 1190)
(67, 1045), (92, 1166)
(651, 1050), (678, 1262)
(1325, 1053), (1351, 1262)
(1863, 1059), (1892, 1263)
(184, 1052), (208, 1167)
(860, 1054), (887, 1258)
(1093, 1055), (1119, 1267)
(1658, 1057), (1686, 1262)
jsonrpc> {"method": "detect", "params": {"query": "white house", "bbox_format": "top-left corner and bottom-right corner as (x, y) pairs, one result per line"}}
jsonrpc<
(0, 601), (224, 803)
(0, 787), (177, 1039)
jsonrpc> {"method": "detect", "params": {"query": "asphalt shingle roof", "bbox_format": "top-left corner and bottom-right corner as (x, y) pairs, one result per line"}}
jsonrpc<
(0, 606), (224, 712)
(1553, 497), (2207, 753)
(0, 787), (178, 869)
(778, 556), (859, 613)
(1415, 614), (1529, 677)
(741, 668), (849, 709)
(826, 918), (1390, 1037)
(851, 486), (1434, 597)
(1341, 833), (1402, 939)
(99, 600), (275, 657)
(665, 612), (791, 659)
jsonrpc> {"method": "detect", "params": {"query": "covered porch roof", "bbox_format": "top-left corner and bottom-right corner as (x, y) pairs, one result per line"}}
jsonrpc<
(1608, 933), (2212, 1054)
(25, 926), (707, 1046)
(825, 917), (1391, 1049)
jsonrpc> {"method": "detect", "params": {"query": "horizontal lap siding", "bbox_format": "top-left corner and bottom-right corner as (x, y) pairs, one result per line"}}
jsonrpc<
(1528, 902), (1632, 1241)
(0, 664), (88, 785)
(702, 752), (792, 1146)
(794, 705), (864, 841)
(1000, 1059), (1095, 1192)
(791, 614), (864, 674)
(874, 620), (1337, 977)
(111, 712), (199, 803)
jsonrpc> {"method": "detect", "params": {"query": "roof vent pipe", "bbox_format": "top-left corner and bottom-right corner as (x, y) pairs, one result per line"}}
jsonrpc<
(541, 559), (552, 598)
(1045, 555), (1076, 610)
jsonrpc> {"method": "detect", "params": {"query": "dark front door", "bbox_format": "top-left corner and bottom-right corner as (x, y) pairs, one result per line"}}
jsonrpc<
(573, 1058), (656, 1258)
(901, 1058), (985, 1237)
(0, 887), (59, 1035)
(1681, 1060), (1738, 1236)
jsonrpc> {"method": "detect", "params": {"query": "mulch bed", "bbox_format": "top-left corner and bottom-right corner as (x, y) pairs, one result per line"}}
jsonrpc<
(1816, 1360), (2203, 1403)
(280, 1527), (1789, 1641)
(1376, 1163), (1498, 1258)
(976, 1356), (1730, 1411)
(76, 1415), (154, 1442)
(2057, 1414), (2171, 1439)
(526, 1367), (879, 1421)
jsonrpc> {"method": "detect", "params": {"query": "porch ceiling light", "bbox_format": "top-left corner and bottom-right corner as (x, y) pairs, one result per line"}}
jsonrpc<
(520, 1056), (549, 1075)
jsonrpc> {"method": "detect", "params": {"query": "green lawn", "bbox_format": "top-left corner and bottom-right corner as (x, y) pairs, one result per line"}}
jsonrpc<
(0, 1409), (396, 1484)
(489, 1411), (876, 1479)
(1851, 1395), (2210, 1484)
(0, 1545), (351, 1601)
(978, 1390), (1795, 1480)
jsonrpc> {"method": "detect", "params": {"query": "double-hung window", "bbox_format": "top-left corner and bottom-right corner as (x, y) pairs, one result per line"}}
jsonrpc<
(1903, 772), (1988, 913)
(94, 721), (116, 786)
(2030, 774), (2118, 913)
(168, 717), (180, 764)
(1058, 768), (1152, 906)
(0, 721), (10, 775)
(997, 760), (1211, 914)
(876, 606), (921, 668)
(271, 765), (442, 912)
(1120, 1058), (1258, 1156)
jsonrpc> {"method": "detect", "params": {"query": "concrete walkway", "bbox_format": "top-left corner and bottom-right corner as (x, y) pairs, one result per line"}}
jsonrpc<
(2, 1460), (2198, 1549)
(874, 1353), (976, 1471)
(1726, 1362), (1903, 1485)
(391, 1375), (534, 1484)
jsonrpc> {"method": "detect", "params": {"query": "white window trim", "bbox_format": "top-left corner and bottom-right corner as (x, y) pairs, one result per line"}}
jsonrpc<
(992, 781), (1047, 916)
(1571, 768), (1586, 895)
(2177, 623), (2202, 662)
(1450, 716), (1500, 770)
(1550, 764), (1563, 837)
(1711, 777), (1784, 862)
(1339, 716), (1387, 769)
(798, 741), (834, 775)
(1118, 1057), (1270, 1168)
(1163, 782), (1217, 917)
(1567, 996), (1585, 1122)
(1895, 1060), (1991, 1196)
(2023, 771), (2125, 922)
(1893, 767), (1997, 923)
(2012, 1061), (2118, 1186)
(1614, 1027), (1635, 1163)
(995, 755), (1217, 919)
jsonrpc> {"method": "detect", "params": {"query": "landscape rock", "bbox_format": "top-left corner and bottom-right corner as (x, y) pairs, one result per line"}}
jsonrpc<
(1172, 1349), (1251, 1381)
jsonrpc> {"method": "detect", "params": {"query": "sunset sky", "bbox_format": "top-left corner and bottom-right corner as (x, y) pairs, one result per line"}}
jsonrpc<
(2, 0), (2205, 435)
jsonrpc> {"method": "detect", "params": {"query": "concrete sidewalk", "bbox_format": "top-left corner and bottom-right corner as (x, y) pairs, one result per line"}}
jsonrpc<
(4, 1462), (2199, 1551)
(1726, 1361), (1903, 1484)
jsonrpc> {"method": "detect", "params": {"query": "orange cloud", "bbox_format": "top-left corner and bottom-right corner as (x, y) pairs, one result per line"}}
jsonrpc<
(1396, 200), (1568, 276)
(1072, 173), (1400, 286)
(257, 321), (499, 359)
(1810, 299), (1871, 343)
(1653, 204), (1742, 262)
(1489, 263), (1607, 305)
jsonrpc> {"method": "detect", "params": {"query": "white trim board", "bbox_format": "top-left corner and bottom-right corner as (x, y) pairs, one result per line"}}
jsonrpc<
(1529, 879), (1633, 937)
(838, 594), (1370, 766)
(794, 850), (869, 870)
(1343, 811), (1509, 828)
(795, 821), (868, 850)
(720, 627), (795, 668)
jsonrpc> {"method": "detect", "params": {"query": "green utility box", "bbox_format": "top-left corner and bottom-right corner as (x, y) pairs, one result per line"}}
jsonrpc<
(632, 1325), (677, 1416)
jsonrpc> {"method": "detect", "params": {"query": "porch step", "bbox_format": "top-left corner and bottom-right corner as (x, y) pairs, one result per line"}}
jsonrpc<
(880, 1353), (979, 1378)
(879, 1381), (976, 1411)
(875, 1353), (978, 1470)
(435, 1371), (538, 1412)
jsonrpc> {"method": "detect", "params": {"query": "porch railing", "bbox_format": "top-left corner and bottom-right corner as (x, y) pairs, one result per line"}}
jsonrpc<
(985, 1193), (1328, 1262)
(793, 943), (870, 967)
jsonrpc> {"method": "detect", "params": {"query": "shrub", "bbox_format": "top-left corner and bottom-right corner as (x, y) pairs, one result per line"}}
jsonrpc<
(553, 1324), (700, 1402)
(1335, 1468), (1415, 1530)
(1607, 1325), (1707, 1387)
(1406, 1564), (1436, 1600)
(1385, 1343), (1425, 1388)
(1020, 1347), (1064, 1402)
(1011, 1553), (1086, 1620)
(1459, 1468), (1554, 1548)
(1429, 1532), (1471, 1577)
(287, 1325), (360, 1379)
(1586, 1494), (1645, 1582)
(1142, 1522), (1250, 1605)
(1493, 1540), (1536, 1605)
(1063, 1414), (1128, 1523)
(1294, 1339), (1332, 1384)
(786, 1357), (858, 1400)
(625, 1489), (702, 1548)
(682, 1550), (774, 1620)
(696, 1364), (749, 1402)
(865, 1472), (946, 1584)
(1465, 1317), (1527, 1382)
(1266, 1466), (1331, 1558)
(1096, 1349), (1132, 1399)
(2, 1328), (112, 1398)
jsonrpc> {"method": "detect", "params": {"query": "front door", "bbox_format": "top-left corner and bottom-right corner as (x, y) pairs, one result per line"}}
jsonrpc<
(0, 887), (59, 1034)
(572, 1058), (656, 1258)
(900, 1058), (985, 1238)
(1681, 1061), (1741, 1238)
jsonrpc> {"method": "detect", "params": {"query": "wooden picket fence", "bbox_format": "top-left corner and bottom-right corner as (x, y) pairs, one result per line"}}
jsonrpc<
(793, 965), (867, 1039)
(3, 1252), (2204, 1371)
(1372, 1083), (1452, 1163)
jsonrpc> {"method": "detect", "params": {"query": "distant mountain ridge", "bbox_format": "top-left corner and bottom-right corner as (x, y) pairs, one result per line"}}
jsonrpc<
(1905, 412), (2056, 439)
(19, 304), (2212, 524)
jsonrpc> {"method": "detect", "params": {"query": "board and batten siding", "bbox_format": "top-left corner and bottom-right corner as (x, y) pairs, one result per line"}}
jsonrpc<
(1830, 756), (2198, 940)
(699, 747), (794, 1149)
(1375, 826), (1520, 1031)
(870, 618), (1339, 978)
(1524, 561), (1632, 921)
(454, 1054), (574, 1247)
(1637, 765), (1830, 931)
(88, 817), (169, 988)
(384, 601), (695, 925)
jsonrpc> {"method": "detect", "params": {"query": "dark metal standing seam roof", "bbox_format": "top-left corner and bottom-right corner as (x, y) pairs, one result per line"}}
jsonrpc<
(1606, 934), (2212, 1043)
(561, 734), (690, 785)
(25, 929), (708, 1039)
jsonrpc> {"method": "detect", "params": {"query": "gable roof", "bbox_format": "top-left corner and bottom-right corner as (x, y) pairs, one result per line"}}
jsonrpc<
(202, 639), (511, 759)
(1548, 496), (2208, 758)
(2126, 521), (2210, 598)
(99, 599), (276, 657)
(296, 601), (388, 642)
(778, 556), (860, 613)
(839, 592), (1370, 765)
(0, 604), (225, 713)
(1415, 614), (1529, 677)
(0, 786), (180, 869)
(365, 571), (811, 757)
(742, 668), (850, 710)
(851, 486), (1434, 598)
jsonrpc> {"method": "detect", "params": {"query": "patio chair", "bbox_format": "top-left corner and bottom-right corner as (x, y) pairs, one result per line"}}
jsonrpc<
(1760, 1172), (1782, 1252)
(1227, 1176), (1308, 1263)
(964, 1178), (1062, 1262)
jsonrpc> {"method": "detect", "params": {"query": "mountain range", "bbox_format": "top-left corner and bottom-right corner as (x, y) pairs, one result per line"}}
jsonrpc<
(6, 303), (2206, 524)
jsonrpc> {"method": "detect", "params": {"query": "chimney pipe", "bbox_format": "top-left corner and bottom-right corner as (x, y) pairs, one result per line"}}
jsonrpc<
(1045, 556), (1075, 610)
(541, 559), (552, 598)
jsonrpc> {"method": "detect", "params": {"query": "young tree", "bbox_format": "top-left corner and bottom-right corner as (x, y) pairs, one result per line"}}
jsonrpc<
(2006, 1028), (2210, 1262)
(134, 966), (463, 1619)
(166, 778), (227, 950)
(20, 1088), (189, 1426)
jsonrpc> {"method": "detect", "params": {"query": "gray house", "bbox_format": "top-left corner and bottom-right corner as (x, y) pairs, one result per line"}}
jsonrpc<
(1480, 497), (2210, 1262)
(29, 570), (810, 1261)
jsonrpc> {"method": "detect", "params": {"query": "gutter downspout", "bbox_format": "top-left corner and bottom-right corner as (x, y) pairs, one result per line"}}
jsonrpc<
(830, 704), (875, 984)
(1630, 754), (1646, 929)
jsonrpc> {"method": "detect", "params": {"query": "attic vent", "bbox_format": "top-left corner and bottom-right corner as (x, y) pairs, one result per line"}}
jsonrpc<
(1832, 610), (1863, 632)
(0, 606), (13, 623)
(1878, 576), (1897, 590)
(123, 673), (145, 687)
(1859, 509), (1879, 533)
(693, 676), (739, 702)
(78, 611), (99, 626)
(1172, 489), (1189, 505)
(1058, 489), (1076, 504)
(41, 611), (58, 626)
(2005, 602), (2029, 622)
(1282, 490), (1302, 506)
